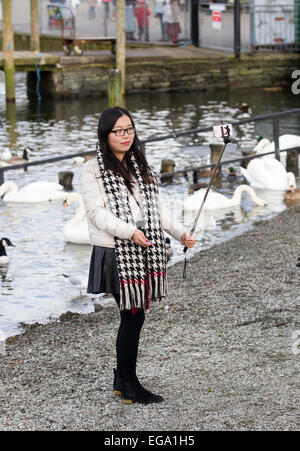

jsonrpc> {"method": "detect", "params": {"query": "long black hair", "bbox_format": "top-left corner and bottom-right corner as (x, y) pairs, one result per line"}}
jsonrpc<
(97, 107), (154, 193)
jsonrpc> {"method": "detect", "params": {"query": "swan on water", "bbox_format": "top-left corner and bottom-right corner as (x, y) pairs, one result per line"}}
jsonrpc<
(0, 181), (64, 203)
(49, 191), (90, 244)
(240, 158), (296, 191)
(182, 184), (267, 212)
(253, 134), (300, 165)
(0, 238), (15, 265)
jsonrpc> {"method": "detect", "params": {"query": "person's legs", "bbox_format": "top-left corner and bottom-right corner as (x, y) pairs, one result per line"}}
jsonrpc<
(114, 294), (145, 381)
(112, 294), (163, 404)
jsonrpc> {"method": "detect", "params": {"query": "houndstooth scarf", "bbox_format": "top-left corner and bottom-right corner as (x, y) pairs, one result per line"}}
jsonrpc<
(96, 147), (167, 311)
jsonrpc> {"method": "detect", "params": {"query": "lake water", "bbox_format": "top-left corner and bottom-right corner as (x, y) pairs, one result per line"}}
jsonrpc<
(0, 74), (299, 338)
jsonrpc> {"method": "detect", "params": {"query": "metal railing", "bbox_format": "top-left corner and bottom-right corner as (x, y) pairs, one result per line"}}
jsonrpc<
(0, 107), (300, 185)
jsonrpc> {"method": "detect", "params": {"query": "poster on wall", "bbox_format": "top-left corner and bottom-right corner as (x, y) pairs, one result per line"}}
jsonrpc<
(252, 0), (295, 46)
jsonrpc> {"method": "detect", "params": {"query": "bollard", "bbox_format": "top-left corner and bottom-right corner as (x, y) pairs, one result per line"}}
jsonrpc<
(160, 159), (175, 182)
(2, 0), (16, 102)
(209, 144), (223, 177)
(286, 150), (299, 177)
(241, 148), (255, 168)
(108, 68), (122, 107)
(59, 171), (74, 191)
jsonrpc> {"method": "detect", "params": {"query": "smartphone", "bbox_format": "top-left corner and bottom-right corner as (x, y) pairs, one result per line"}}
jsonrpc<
(213, 124), (233, 139)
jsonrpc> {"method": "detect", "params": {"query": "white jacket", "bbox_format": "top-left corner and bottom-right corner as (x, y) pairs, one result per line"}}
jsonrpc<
(80, 158), (186, 248)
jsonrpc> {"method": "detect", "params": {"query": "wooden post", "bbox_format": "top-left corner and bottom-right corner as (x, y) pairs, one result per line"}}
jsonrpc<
(209, 144), (223, 177)
(108, 69), (122, 107)
(30, 0), (40, 52)
(116, 0), (126, 101)
(286, 150), (299, 177)
(2, 0), (15, 102)
(160, 159), (175, 182)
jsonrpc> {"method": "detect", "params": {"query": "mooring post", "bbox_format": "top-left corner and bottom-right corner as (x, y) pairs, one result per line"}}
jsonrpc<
(209, 144), (223, 177)
(2, 0), (15, 102)
(116, 0), (126, 102)
(286, 149), (299, 177)
(234, 0), (241, 58)
(273, 116), (280, 161)
(108, 69), (122, 107)
(30, 0), (40, 52)
(160, 159), (175, 182)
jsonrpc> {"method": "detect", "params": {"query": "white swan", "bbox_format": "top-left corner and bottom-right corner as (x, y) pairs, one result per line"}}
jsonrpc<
(182, 184), (266, 212)
(240, 158), (296, 191)
(0, 237), (15, 265)
(0, 181), (64, 203)
(49, 191), (90, 244)
(253, 134), (300, 165)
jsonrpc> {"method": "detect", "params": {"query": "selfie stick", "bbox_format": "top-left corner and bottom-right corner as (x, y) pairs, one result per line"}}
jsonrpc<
(182, 123), (232, 278)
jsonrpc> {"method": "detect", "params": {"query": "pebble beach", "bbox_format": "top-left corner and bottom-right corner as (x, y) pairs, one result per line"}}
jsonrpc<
(0, 205), (299, 431)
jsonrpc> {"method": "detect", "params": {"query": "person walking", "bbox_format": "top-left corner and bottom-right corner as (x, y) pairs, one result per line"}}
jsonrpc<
(80, 106), (196, 404)
(134, 0), (150, 41)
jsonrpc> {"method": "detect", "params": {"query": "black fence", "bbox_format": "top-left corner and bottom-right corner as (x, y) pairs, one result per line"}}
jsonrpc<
(1, 107), (300, 185)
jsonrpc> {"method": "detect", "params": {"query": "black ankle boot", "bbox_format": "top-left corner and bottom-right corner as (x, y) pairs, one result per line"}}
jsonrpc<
(121, 380), (164, 404)
(113, 368), (123, 396)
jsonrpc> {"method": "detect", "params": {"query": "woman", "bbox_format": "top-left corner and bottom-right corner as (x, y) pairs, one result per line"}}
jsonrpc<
(81, 107), (196, 404)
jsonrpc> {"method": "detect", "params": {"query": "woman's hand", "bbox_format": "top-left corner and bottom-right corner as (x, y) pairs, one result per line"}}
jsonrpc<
(181, 231), (197, 248)
(131, 229), (152, 247)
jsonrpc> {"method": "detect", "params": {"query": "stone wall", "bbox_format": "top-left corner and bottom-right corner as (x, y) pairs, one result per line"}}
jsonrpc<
(26, 53), (300, 99)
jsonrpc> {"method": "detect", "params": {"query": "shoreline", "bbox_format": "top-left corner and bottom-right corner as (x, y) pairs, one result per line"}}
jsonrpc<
(0, 205), (299, 431)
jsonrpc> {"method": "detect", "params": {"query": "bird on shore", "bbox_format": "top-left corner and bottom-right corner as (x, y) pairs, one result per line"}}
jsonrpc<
(0, 181), (63, 203)
(0, 238), (15, 265)
(62, 273), (89, 296)
(0, 147), (32, 167)
(183, 185), (266, 212)
(240, 158), (295, 191)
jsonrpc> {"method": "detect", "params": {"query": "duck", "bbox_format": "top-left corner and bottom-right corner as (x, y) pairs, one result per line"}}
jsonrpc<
(0, 147), (32, 167)
(165, 237), (173, 262)
(0, 237), (15, 265)
(72, 154), (96, 164)
(0, 181), (64, 203)
(284, 187), (300, 202)
(183, 184), (266, 212)
(240, 157), (296, 191)
(227, 166), (237, 181)
(49, 191), (90, 244)
(188, 171), (209, 194)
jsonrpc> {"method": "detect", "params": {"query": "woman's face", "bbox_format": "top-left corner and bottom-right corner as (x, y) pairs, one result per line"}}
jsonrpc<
(107, 115), (135, 161)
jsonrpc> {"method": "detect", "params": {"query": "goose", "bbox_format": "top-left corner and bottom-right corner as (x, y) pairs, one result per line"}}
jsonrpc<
(0, 238), (15, 265)
(0, 147), (32, 166)
(183, 184), (266, 212)
(240, 158), (296, 191)
(0, 181), (64, 203)
(49, 191), (90, 244)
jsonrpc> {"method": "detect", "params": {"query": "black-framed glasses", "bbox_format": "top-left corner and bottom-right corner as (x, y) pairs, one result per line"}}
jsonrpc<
(110, 126), (136, 137)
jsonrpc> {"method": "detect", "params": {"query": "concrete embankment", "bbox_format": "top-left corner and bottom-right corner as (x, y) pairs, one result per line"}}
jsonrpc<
(0, 205), (299, 431)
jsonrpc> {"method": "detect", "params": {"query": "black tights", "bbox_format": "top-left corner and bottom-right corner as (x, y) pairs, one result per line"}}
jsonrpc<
(113, 294), (145, 382)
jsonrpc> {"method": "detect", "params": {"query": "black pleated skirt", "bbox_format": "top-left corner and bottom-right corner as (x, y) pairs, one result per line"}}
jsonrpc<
(87, 246), (120, 295)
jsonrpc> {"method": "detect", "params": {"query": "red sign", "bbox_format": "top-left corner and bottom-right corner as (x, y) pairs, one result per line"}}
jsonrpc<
(212, 11), (222, 30)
